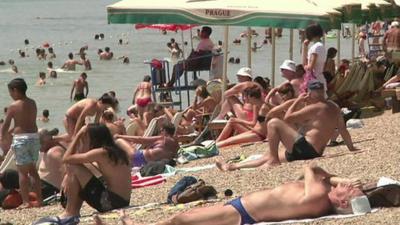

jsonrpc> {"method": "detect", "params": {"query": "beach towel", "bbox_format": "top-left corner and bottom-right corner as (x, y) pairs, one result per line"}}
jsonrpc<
(131, 174), (166, 189)
(253, 209), (378, 225)
(177, 140), (218, 162)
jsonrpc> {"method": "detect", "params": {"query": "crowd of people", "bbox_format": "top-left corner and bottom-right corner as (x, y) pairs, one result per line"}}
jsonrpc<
(0, 21), (399, 225)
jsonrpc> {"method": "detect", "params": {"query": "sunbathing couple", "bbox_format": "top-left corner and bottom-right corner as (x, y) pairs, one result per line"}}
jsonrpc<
(95, 164), (364, 225)
(217, 80), (357, 171)
(215, 64), (300, 148)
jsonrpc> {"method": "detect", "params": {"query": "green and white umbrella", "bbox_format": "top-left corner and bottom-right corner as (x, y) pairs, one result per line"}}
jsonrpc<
(107, 0), (339, 29)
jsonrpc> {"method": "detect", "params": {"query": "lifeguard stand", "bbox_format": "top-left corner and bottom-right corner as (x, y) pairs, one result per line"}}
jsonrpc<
(146, 52), (214, 110)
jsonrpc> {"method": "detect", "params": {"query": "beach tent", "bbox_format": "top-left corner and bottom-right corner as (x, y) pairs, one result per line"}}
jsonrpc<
(107, 0), (339, 87)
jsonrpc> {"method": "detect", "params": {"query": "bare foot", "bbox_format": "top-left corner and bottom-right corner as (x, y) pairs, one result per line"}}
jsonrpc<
(17, 202), (33, 210)
(93, 214), (106, 225)
(119, 210), (134, 225)
(259, 159), (280, 168)
(215, 158), (229, 171)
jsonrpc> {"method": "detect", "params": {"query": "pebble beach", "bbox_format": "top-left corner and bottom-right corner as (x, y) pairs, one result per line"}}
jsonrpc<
(1, 108), (399, 224)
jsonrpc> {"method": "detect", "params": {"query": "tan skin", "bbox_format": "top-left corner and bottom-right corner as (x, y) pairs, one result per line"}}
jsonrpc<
(217, 90), (358, 171)
(115, 132), (179, 163)
(60, 126), (131, 218)
(70, 75), (89, 100)
(216, 96), (298, 148)
(64, 99), (110, 137)
(80, 54), (92, 71)
(61, 59), (81, 71)
(1, 88), (42, 207)
(38, 134), (67, 189)
(102, 165), (362, 225)
(216, 77), (263, 120)
(100, 116), (126, 136)
(133, 81), (152, 119)
(216, 94), (264, 146)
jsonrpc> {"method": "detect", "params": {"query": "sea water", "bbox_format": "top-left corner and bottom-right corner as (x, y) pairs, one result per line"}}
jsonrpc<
(0, 0), (355, 131)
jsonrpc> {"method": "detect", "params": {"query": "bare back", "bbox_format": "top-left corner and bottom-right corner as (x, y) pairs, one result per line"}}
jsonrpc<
(66, 99), (97, 120)
(303, 101), (340, 152)
(8, 98), (38, 134)
(135, 82), (152, 99)
(242, 181), (332, 222)
(63, 60), (79, 71)
(144, 136), (179, 161)
(95, 149), (131, 200)
(385, 28), (400, 51)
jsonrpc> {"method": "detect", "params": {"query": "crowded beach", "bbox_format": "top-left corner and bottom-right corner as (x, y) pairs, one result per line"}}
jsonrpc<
(0, 6), (400, 225)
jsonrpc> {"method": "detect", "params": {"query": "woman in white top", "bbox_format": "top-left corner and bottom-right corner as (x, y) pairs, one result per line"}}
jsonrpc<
(302, 24), (327, 94)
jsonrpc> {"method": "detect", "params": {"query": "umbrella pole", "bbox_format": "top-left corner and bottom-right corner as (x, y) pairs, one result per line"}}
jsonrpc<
(271, 29), (276, 87)
(337, 29), (341, 65)
(351, 23), (356, 63)
(190, 28), (194, 50)
(247, 27), (252, 68)
(181, 30), (186, 58)
(222, 26), (229, 102)
(289, 29), (294, 60)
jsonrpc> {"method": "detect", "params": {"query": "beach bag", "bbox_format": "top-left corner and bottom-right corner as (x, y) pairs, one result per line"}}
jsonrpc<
(364, 184), (400, 208)
(167, 176), (198, 203)
(174, 179), (217, 204)
(150, 59), (166, 85)
(167, 177), (217, 204)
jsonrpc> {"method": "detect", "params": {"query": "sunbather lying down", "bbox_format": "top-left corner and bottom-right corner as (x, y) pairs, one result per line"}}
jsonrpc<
(95, 164), (366, 225)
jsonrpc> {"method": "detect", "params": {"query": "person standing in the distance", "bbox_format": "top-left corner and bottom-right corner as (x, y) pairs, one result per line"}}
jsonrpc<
(80, 53), (92, 71)
(1, 78), (42, 208)
(302, 24), (327, 95)
(70, 73), (89, 102)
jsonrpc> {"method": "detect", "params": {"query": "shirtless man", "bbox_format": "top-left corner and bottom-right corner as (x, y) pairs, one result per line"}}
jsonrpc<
(80, 53), (92, 71)
(383, 21), (400, 54)
(70, 72), (89, 102)
(100, 47), (113, 60)
(112, 164), (363, 225)
(61, 52), (81, 71)
(1, 78), (42, 207)
(217, 80), (358, 171)
(115, 122), (179, 168)
(216, 67), (263, 120)
(38, 128), (67, 199)
(100, 109), (126, 136)
(61, 93), (115, 141)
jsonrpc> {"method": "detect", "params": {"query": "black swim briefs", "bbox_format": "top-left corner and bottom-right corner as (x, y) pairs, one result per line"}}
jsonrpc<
(285, 135), (321, 162)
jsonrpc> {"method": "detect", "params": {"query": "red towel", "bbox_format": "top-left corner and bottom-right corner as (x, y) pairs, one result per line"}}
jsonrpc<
(131, 174), (166, 189)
